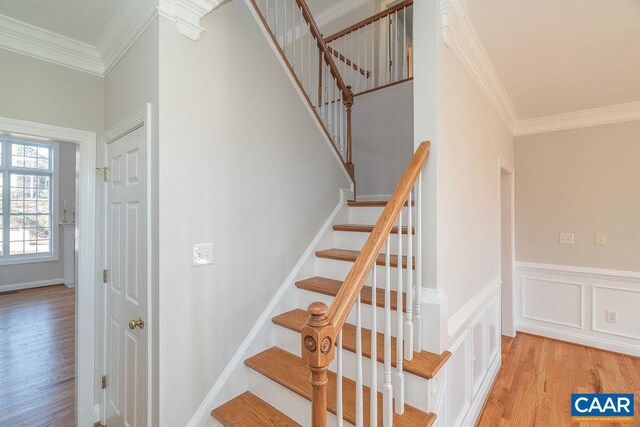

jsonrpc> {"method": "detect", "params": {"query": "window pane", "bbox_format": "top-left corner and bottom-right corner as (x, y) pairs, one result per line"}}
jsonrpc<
(8, 171), (52, 257)
(11, 143), (50, 170)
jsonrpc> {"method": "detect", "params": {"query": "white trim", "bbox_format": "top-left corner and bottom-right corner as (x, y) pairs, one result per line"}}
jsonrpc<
(100, 104), (155, 427)
(516, 323), (640, 357)
(514, 101), (640, 136)
(244, 0), (355, 190)
(459, 351), (501, 427)
(0, 1), (156, 77)
(591, 284), (640, 341)
(448, 276), (501, 339)
(515, 261), (640, 282)
(315, 0), (370, 28)
(439, 0), (518, 133)
(0, 277), (65, 292)
(0, 115), (98, 426)
(97, 0), (158, 76)
(185, 189), (351, 427)
(520, 277), (584, 329)
(158, 0), (221, 41)
(498, 157), (516, 337)
(0, 13), (103, 75)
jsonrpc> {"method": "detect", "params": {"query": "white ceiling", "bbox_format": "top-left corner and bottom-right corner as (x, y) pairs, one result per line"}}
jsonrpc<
(466, 0), (640, 119)
(0, 0), (124, 45)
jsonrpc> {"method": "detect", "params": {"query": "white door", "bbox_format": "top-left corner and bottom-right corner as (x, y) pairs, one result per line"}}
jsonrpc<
(104, 125), (148, 427)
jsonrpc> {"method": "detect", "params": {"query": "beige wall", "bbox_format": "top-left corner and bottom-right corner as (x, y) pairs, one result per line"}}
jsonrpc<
(515, 120), (640, 272)
(157, 2), (351, 425)
(436, 37), (514, 315)
(352, 80), (413, 197)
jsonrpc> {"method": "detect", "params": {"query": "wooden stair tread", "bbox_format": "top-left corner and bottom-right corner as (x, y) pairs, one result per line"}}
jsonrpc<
(296, 277), (405, 312)
(333, 224), (415, 234)
(348, 200), (414, 207)
(245, 347), (436, 427)
(212, 391), (301, 426)
(316, 248), (415, 269)
(273, 309), (451, 380)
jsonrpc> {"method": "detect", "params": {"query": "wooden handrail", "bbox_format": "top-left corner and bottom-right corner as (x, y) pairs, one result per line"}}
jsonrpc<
(325, 0), (413, 43)
(301, 141), (430, 425)
(294, 0), (352, 100)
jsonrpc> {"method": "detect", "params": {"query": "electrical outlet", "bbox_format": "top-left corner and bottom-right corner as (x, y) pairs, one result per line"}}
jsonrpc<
(559, 232), (575, 244)
(606, 310), (617, 323)
(192, 243), (213, 266)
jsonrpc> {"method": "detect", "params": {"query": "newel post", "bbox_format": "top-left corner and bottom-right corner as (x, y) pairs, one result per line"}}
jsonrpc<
(302, 302), (335, 427)
(344, 86), (354, 178)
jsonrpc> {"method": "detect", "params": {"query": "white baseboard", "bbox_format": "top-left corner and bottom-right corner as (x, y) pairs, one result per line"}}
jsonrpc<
(515, 261), (640, 357)
(186, 189), (351, 427)
(0, 278), (65, 292)
(94, 404), (101, 423)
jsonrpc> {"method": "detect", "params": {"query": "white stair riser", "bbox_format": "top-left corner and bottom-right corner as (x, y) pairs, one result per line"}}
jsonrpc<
(296, 289), (403, 337)
(248, 369), (351, 427)
(273, 327), (430, 411)
(348, 206), (411, 224)
(332, 230), (411, 253)
(316, 258), (417, 291)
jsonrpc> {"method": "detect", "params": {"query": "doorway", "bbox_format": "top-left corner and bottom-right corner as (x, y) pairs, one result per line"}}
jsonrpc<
(499, 159), (515, 337)
(0, 115), (98, 426)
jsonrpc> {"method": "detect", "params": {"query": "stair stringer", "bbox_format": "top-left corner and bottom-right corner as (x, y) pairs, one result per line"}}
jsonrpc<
(186, 188), (353, 427)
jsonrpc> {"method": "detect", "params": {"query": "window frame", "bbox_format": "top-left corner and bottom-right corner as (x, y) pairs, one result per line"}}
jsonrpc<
(0, 137), (59, 265)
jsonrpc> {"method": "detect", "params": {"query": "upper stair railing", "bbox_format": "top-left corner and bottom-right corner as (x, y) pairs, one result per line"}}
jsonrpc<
(249, 0), (355, 176)
(325, 0), (413, 96)
(302, 141), (430, 426)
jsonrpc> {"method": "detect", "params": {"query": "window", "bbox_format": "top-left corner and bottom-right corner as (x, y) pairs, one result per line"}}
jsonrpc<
(0, 138), (57, 263)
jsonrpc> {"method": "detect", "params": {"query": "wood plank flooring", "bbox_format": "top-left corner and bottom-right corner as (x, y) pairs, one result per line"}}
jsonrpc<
(0, 285), (75, 427)
(477, 333), (640, 427)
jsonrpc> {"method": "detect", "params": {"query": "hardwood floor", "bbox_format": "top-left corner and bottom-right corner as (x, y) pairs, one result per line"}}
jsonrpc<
(0, 285), (76, 426)
(477, 332), (640, 427)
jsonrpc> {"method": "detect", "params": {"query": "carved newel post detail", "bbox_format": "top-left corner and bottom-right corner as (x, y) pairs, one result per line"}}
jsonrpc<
(302, 302), (335, 426)
(344, 86), (355, 178)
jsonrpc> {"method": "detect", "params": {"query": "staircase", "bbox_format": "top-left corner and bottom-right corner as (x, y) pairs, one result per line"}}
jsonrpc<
(211, 1), (443, 425)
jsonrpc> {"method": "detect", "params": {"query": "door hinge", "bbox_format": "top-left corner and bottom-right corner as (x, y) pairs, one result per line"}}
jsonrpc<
(103, 269), (108, 283)
(97, 167), (110, 182)
(102, 375), (108, 389)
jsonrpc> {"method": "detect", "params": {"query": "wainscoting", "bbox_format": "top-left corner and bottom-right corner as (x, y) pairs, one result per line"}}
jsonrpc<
(515, 262), (640, 357)
(446, 277), (502, 427)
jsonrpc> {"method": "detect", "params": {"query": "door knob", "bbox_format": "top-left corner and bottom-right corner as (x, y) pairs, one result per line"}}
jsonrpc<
(128, 317), (145, 330)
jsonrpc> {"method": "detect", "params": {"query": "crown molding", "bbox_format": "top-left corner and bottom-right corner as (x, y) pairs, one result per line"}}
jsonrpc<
(97, 0), (158, 76)
(158, 0), (221, 40)
(315, 0), (370, 28)
(439, 0), (518, 133)
(0, 13), (104, 75)
(513, 101), (640, 136)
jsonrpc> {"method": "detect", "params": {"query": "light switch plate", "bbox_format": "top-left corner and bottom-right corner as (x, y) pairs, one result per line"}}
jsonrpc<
(595, 233), (606, 246)
(559, 232), (575, 244)
(192, 243), (213, 266)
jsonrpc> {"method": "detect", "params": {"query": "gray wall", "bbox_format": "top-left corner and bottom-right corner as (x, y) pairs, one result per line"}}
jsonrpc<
(352, 80), (414, 197)
(515, 120), (640, 271)
(157, 1), (351, 425)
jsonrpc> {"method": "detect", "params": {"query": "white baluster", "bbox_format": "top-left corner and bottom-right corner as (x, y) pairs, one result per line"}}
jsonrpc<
(394, 10), (399, 81)
(414, 173), (423, 352)
(383, 238), (393, 427)
(337, 329), (344, 427)
(395, 212), (405, 414)
(334, 79), (338, 141)
(282, 0), (286, 48)
(357, 28), (361, 92)
(405, 190), (414, 360)
(370, 266), (378, 426)
(356, 294), (363, 427)
(403, 6), (407, 79)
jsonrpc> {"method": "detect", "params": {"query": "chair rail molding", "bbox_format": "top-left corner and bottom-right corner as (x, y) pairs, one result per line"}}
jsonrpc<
(158, 0), (222, 40)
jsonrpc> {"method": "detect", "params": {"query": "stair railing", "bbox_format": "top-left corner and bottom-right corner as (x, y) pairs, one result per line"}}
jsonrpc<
(249, 0), (355, 176)
(302, 141), (430, 426)
(325, 0), (413, 96)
